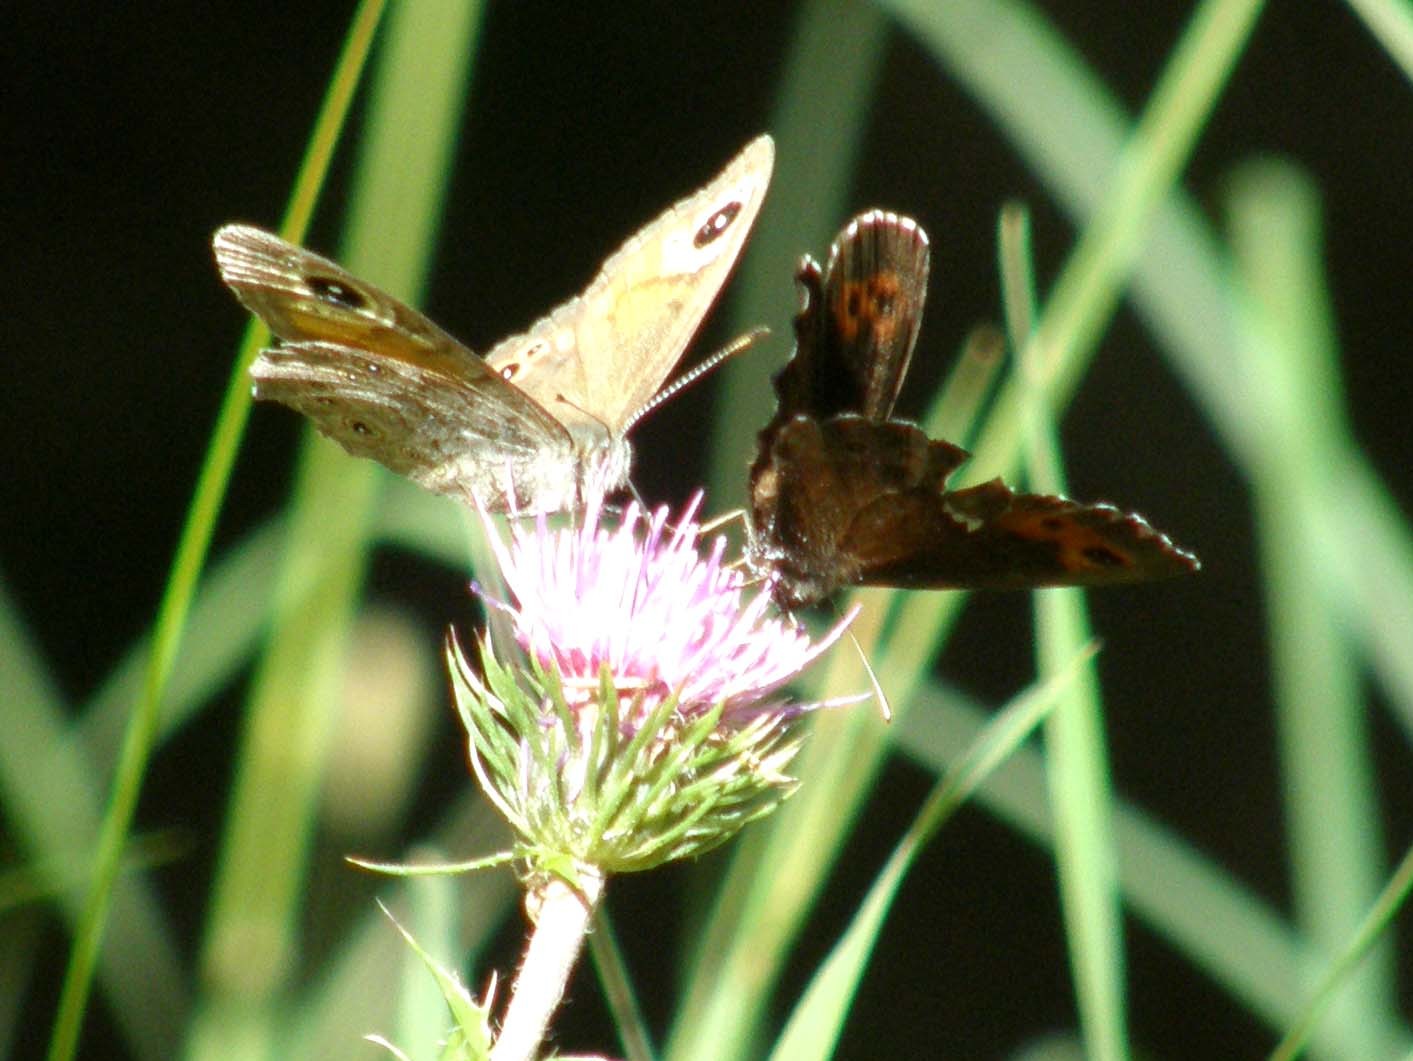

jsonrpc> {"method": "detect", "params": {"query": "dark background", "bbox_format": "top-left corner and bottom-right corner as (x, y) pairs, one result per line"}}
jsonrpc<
(4, 1), (1411, 1057)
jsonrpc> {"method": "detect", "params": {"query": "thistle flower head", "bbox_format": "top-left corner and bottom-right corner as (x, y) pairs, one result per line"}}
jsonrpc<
(449, 492), (858, 877)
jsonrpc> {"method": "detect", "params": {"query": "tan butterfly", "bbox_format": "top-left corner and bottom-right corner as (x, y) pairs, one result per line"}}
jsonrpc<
(214, 134), (774, 513)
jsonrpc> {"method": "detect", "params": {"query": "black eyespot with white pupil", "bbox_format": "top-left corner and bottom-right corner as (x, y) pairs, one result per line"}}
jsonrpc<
(308, 275), (366, 309)
(694, 201), (742, 248)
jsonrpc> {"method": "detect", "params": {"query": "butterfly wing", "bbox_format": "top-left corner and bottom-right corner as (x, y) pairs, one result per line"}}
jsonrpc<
(751, 211), (1196, 608)
(484, 135), (775, 440)
(840, 477), (1201, 592)
(761, 415), (1196, 606)
(754, 415), (968, 608)
(750, 211), (933, 602)
(769, 209), (930, 426)
(213, 224), (581, 511)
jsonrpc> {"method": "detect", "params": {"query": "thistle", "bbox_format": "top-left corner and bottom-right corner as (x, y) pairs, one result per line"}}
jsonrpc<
(448, 492), (858, 1060)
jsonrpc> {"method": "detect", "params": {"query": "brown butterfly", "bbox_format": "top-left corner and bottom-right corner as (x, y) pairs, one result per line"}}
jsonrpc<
(214, 135), (774, 514)
(748, 209), (1199, 610)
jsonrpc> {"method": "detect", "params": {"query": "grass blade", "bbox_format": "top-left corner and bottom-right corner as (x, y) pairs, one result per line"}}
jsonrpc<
(44, 6), (389, 1059)
(1007, 201), (1128, 1061)
(1228, 158), (1395, 1059)
(188, 2), (482, 1056)
(769, 648), (1094, 1061)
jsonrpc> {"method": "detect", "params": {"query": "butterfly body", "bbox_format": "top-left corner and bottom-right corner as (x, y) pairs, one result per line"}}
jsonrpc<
(749, 210), (1198, 610)
(215, 134), (774, 513)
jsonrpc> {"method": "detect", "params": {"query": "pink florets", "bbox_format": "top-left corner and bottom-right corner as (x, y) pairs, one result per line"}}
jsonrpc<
(479, 493), (855, 724)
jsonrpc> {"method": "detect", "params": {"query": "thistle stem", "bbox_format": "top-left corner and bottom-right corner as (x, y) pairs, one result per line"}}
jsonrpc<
(492, 869), (605, 1061)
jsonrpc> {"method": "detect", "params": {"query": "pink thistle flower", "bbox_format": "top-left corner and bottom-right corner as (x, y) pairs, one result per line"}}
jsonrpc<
(487, 491), (854, 723)
(448, 492), (860, 876)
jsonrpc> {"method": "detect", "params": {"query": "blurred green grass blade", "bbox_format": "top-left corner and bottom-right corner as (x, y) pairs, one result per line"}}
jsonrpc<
(1271, 841), (1413, 1061)
(885, 0), (1413, 729)
(78, 484), (466, 768)
(1320, 468), (1413, 729)
(1034, 594), (1122, 1061)
(189, 305), (383, 1052)
(998, 202), (1037, 357)
(882, 0), (1266, 491)
(1007, 202), (1128, 1061)
(45, 6), (388, 1061)
(0, 575), (187, 1060)
(1343, 0), (1413, 84)
(290, 799), (516, 1058)
(769, 650), (1092, 1061)
(189, 2), (482, 1057)
(895, 680), (1413, 1052)
(394, 857), (463, 1056)
(705, 0), (889, 508)
(77, 521), (284, 757)
(668, 4), (890, 1058)
(929, 325), (1006, 450)
(588, 907), (656, 1061)
(1227, 159), (1395, 1059)
(0, 832), (191, 914)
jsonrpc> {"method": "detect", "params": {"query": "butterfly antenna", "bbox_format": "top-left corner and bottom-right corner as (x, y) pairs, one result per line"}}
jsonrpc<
(846, 624), (892, 723)
(553, 392), (613, 437)
(623, 326), (770, 432)
(698, 507), (747, 536)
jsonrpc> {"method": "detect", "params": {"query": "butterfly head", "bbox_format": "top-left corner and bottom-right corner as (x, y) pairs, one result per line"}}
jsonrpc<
(574, 430), (634, 511)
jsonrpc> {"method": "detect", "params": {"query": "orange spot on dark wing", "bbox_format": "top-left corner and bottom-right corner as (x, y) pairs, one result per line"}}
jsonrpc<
(866, 274), (901, 316)
(998, 509), (1137, 574)
(833, 271), (904, 345)
(833, 282), (864, 343)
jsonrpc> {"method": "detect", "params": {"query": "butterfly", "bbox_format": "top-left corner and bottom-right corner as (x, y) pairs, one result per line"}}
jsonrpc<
(748, 209), (1199, 610)
(214, 134), (774, 514)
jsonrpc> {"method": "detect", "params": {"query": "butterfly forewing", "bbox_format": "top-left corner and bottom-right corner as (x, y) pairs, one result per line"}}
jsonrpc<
(215, 225), (469, 367)
(484, 135), (775, 439)
(826, 210), (930, 420)
(768, 210), (930, 429)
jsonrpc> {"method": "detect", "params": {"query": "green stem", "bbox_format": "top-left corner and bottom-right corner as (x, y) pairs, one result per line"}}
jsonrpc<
(492, 871), (605, 1061)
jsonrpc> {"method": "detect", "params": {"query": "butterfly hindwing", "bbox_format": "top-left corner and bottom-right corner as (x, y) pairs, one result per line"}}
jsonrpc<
(838, 478), (1199, 592)
(214, 224), (577, 508)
